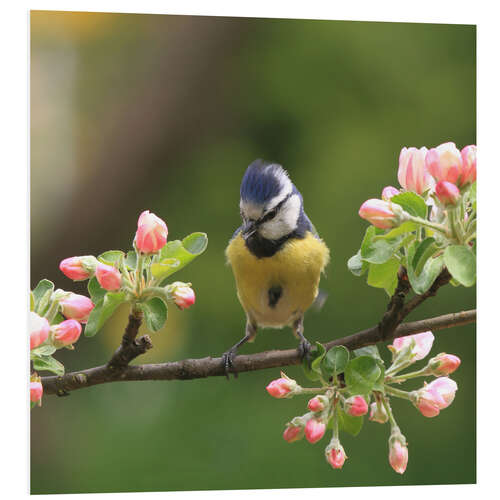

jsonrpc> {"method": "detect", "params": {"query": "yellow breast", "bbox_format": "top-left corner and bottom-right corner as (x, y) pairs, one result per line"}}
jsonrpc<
(225, 232), (330, 328)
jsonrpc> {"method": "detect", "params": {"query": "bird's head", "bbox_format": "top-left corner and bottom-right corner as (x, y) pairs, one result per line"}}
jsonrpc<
(239, 159), (303, 242)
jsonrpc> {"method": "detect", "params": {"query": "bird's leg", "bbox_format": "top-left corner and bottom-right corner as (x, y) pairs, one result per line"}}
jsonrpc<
(221, 319), (257, 379)
(293, 316), (312, 362)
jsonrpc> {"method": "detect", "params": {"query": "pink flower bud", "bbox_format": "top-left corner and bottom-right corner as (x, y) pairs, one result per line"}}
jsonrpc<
(369, 401), (389, 424)
(308, 395), (328, 413)
(389, 331), (434, 361)
(135, 210), (168, 254)
(358, 199), (401, 229)
(398, 146), (435, 195)
(59, 256), (97, 281)
(460, 145), (477, 186)
(344, 395), (368, 417)
(381, 186), (400, 201)
(96, 263), (122, 291)
(435, 181), (460, 206)
(428, 353), (461, 376)
(283, 424), (304, 443)
(60, 293), (94, 324)
(425, 142), (463, 185)
(171, 282), (196, 310)
(29, 312), (50, 350)
(413, 377), (458, 418)
(389, 437), (408, 474)
(304, 418), (326, 444)
(30, 381), (43, 405)
(53, 319), (82, 347)
(326, 444), (347, 469)
(266, 377), (296, 398)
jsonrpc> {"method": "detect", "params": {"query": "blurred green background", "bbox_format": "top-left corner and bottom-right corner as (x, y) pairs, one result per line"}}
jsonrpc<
(30, 11), (476, 494)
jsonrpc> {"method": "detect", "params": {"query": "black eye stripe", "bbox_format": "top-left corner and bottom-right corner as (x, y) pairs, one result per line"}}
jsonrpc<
(259, 193), (292, 223)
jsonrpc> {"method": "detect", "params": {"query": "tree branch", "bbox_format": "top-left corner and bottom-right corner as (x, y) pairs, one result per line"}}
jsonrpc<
(107, 309), (152, 370)
(41, 309), (475, 395)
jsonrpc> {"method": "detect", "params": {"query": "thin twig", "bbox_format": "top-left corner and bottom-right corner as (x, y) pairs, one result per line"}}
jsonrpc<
(41, 309), (475, 395)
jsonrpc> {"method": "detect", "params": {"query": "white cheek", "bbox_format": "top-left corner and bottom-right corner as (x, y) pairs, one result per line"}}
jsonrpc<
(259, 194), (301, 240)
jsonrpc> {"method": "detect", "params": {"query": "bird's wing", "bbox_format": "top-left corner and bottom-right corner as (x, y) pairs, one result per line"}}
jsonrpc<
(302, 211), (320, 238)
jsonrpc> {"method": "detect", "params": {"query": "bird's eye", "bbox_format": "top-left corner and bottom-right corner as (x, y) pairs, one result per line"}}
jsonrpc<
(263, 207), (278, 222)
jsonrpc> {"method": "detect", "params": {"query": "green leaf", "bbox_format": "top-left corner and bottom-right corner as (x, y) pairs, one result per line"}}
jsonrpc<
(85, 300), (103, 337)
(367, 257), (400, 296)
(125, 250), (137, 270)
(30, 292), (35, 312)
(344, 356), (381, 395)
(353, 345), (383, 362)
(182, 232), (209, 255)
(360, 226), (404, 264)
(141, 297), (168, 332)
(372, 361), (386, 392)
(444, 245), (476, 287)
(412, 237), (437, 275)
(84, 292), (126, 337)
(32, 279), (54, 314)
(347, 251), (368, 277)
(156, 233), (208, 283)
(98, 250), (125, 265)
(373, 221), (418, 240)
(32, 354), (64, 376)
(302, 342), (326, 381)
(88, 277), (107, 303)
(323, 346), (349, 377)
(311, 342), (326, 375)
(30, 344), (56, 357)
(407, 243), (445, 294)
(391, 192), (427, 218)
(151, 258), (181, 281)
(338, 409), (364, 437)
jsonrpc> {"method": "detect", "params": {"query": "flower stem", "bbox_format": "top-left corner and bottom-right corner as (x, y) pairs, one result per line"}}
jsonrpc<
(386, 359), (413, 377)
(407, 215), (450, 238)
(384, 385), (412, 401)
(332, 403), (340, 441)
(135, 254), (146, 295)
(380, 396), (399, 429)
(298, 387), (330, 394)
(386, 367), (431, 383)
(448, 207), (464, 244)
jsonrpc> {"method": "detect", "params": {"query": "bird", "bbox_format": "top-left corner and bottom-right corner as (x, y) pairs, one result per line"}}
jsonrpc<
(223, 159), (330, 377)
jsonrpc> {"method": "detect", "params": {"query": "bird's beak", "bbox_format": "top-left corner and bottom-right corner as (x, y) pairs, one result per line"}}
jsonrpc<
(242, 221), (257, 240)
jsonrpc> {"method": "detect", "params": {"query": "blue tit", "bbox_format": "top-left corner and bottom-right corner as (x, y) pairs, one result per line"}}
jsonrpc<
(223, 159), (330, 376)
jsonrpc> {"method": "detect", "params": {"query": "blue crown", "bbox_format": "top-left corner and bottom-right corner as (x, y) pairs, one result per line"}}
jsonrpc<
(240, 159), (287, 205)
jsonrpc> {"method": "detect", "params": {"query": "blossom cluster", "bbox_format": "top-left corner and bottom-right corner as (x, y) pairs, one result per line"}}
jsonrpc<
(59, 211), (195, 309)
(30, 210), (206, 409)
(30, 291), (94, 407)
(359, 142), (476, 230)
(349, 141), (476, 298)
(266, 331), (460, 474)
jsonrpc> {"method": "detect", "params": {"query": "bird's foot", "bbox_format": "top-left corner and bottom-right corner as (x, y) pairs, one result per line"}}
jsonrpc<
(221, 349), (239, 380)
(297, 338), (312, 364)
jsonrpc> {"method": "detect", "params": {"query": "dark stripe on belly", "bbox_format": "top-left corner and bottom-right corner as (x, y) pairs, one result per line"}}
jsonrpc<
(268, 286), (283, 308)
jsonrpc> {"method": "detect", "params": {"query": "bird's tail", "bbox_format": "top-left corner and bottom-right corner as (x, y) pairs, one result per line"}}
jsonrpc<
(311, 288), (328, 312)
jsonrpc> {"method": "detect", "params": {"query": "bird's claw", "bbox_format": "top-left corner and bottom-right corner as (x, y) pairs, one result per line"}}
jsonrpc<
(221, 349), (239, 380)
(298, 339), (312, 364)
